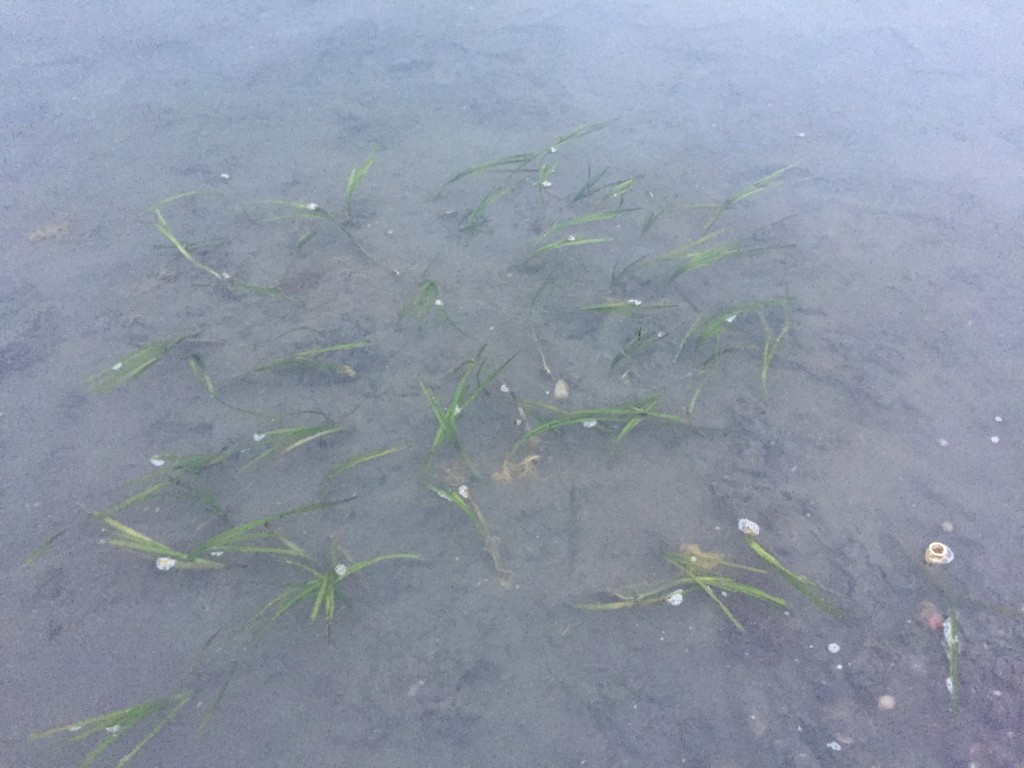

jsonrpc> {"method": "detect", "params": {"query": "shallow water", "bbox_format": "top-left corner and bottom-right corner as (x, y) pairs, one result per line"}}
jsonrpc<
(3, 2), (1023, 766)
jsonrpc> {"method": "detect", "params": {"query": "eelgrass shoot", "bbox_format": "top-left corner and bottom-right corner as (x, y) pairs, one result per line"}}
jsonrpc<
(507, 395), (686, 460)
(100, 501), (349, 570)
(459, 186), (508, 234)
(88, 334), (198, 393)
(251, 549), (420, 638)
(652, 231), (744, 284)
(345, 150), (375, 221)
(439, 120), (610, 193)
(254, 340), (371, 379)
(152, 207), (225, 281)
(609, 326), (671, 373)
(581, 543), (784, 632)
(320, 445), (405, 492)
(241, 423), (349, 468)
(674, 298), (791, 412)
(530, 209), (633, 259)
(420, 347), (513, 478)
(398, 279), (466, 335)
(577, 298), (677, 317)
(31, 689), (192, 768)
(95, 449), (238, 519)
(261, 199), (374, 263)
(740, 522), (843, 619)
(698, 164), (796, 233)
(429, 484), (511, 587)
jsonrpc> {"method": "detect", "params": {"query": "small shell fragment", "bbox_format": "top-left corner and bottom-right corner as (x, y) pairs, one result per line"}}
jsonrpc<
(737, 518), (760, 536)
(924, 541), (954, 565)
(149, 456), (166, 467)
(666, 590), (684, 606)
(155, 557), (177, 571)
(553, 379), (569, 399)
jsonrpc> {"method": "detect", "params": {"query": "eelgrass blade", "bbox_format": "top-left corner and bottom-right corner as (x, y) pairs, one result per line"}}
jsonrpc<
(459, 186), (508, 233)
(100, 517), (220, 569)
(242, 424), (349, 467)
(23, 530), (66, 568)
(345, 150), (376, 219)
(743, 534), (843, 619)
(509, 396), (685, 457)
(153, 209), (225, 280)
(441, 152), (538, 190)
(321, 445), (405, 488)
(186, 500), (351, 561)
(761, 305), (792, 395)
(532, 236), (611, 256)
(702, 164), (795, 232)
(429, 485), (510, 586)
(88, 335), (196, 393)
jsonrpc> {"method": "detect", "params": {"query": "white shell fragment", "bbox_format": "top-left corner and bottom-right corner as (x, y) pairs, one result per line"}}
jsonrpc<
(553, 379), (570, 399)
(149, 456), (165, 468)
(155, 557), (177, 571)
(666, 591), (684, 606)
(737, 518), (760, 536)
(334, 563), (348, 577)
(827, 642), (841, 654)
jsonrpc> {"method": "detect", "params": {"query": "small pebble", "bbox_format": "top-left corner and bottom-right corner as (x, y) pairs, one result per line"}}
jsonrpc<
(827, 642), (841, 654)
(937, 438), (949, 447)
(991, 435), (1000, 444)
(994, 415), (1002, 422)
(877, 694), (896, 711)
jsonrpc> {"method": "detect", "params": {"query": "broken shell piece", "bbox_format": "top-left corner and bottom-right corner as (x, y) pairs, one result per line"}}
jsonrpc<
(553, 379), (569, 399)
(924, 541), (954, 565)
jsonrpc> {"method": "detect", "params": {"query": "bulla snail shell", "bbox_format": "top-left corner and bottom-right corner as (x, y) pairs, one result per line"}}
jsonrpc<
(924, 541), (954, 565)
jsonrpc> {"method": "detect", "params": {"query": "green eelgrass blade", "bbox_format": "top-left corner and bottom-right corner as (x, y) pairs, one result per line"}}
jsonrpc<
(459, 186), (508, 233)
(242, 424), (349, 468)
(532, 236), (612, 256)
(538, 209), (635, 242)
(321, 445), (405, 488)
(100, 517), (220, 569)
(31, 690), (192, 768)
(508, 396), (685, 457)
(88, 335), (197, 393)
(610, 326), (671, 373)
(94, 448), (239, 519)
(676, 299), (790, 360)
(153, 209), (225, 280)
(578, 299), (677, 316)
(428, 485), (510, 586)
(254, 342), (370, 378)
(260, 199), (376, 264)
(743, 534), (843, 619)
(186, 500), (351, 561)
(761, 304), (792, 395)
(440, 121), (609, 192)
(701, 164), (796, 232)
(573, 165), (609, 202)
(442, 153), (539, 190)
(23, 530), (66, 567)
(345, 150), (376, 219)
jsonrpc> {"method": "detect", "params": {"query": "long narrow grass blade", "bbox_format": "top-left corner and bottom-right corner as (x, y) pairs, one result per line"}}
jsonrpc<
(89, 335), (196, 393)
(743, 534), (843, 618)
(153, 209), (224, 280)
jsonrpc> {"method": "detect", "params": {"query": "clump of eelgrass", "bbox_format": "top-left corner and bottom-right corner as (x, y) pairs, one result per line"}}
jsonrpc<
(696, 164), (796, 232)
(95, 449), (238, 519)
(420, 347), (514, 478)
(31, 689), (193, 768)
(581, 543), (783, 632)
(345, 150), (376, 221)
(675, 298), (791, 413)
(99, 501), (348, 570)
(398, 280), (466, 335)
(241, 423), (349, 468)
(251, 545), (420, 639)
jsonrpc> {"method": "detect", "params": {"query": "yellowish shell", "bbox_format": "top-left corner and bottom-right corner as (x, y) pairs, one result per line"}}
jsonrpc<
(924, 541), (954, 565)
(553, 379), (570, 399)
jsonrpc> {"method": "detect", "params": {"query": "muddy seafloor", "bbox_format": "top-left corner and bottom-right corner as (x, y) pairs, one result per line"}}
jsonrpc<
(2, 2), (1023, 767)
